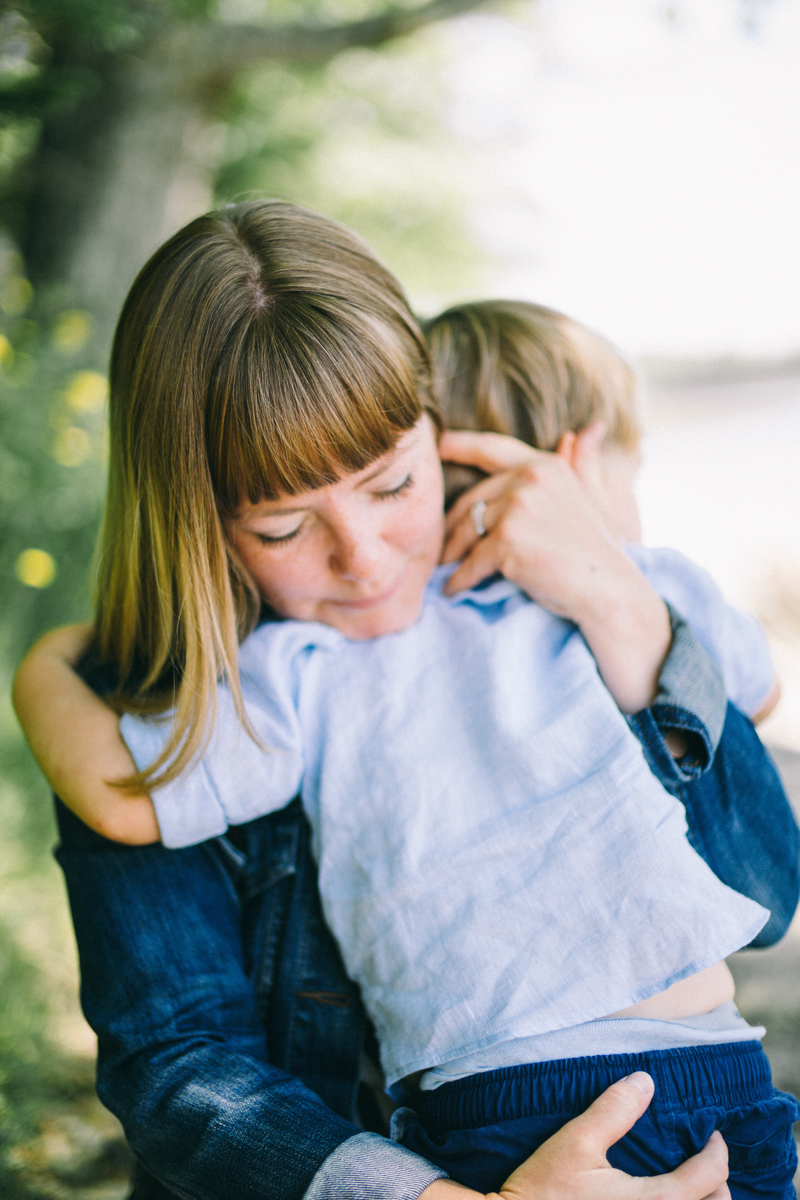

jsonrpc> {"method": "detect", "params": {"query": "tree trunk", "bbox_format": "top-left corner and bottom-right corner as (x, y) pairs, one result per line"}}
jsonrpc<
(26, 55), (216, 347)
(65, 90), (213, 347)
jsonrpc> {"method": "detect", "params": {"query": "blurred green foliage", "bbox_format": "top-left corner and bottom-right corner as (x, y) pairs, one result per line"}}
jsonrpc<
(213, 40), (481, 303)
(0, 0), (486, 1191)
(0, 280), (108, 1193)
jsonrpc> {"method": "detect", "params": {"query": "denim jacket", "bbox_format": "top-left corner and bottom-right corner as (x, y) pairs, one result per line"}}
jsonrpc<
(55, 615), (799, 1200)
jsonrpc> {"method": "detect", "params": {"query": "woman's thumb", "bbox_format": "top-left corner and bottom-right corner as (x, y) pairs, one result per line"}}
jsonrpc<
(569, 1073), (655, 1157)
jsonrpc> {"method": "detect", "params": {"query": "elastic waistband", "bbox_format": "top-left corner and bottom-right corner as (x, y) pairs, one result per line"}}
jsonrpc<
(417, 1041), (771, 1135)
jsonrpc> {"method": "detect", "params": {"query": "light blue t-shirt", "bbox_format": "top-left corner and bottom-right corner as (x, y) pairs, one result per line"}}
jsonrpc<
(121, 552), (769, 1087)
(627, 543), (774, 717)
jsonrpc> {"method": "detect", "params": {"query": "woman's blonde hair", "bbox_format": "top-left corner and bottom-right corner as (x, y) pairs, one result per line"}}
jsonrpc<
(95, 200), (434, 788)
(426, 300), (641, 455)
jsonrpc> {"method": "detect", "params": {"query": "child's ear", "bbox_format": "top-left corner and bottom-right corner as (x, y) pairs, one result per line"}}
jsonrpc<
(558, 422), (607, 493)
(555, 430), (578, 467)
(556, 422), (606, 472)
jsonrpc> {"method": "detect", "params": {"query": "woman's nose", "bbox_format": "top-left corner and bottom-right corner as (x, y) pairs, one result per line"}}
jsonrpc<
(330, 526), (384, 583)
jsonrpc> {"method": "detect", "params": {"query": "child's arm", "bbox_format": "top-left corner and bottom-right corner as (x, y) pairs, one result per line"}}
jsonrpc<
(752, 681), (781, 723)
(12, 626), (159, 844)
(15, 624), (304, 851)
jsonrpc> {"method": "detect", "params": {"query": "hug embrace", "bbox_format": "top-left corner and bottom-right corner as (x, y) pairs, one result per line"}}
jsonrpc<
(14, 200), (800, 1200)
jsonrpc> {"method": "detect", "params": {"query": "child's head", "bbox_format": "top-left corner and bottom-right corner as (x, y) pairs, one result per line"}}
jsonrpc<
(97, 200), (443, 784)
(425, 300), (642, 537)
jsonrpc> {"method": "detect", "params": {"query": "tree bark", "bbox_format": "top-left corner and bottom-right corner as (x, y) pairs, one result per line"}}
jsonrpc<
(45, 62), (216, 346)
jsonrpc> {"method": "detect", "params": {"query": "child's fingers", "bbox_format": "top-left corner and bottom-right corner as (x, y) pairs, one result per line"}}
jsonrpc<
(439, 430), (543, 475)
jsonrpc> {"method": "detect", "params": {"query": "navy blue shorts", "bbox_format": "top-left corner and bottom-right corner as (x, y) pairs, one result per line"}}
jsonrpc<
(400, 1042), (799, 1198)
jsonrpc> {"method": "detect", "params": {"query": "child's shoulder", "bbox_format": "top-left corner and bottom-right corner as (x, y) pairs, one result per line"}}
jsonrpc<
(623, 542), (720, 607)
(624, 542), (775, 718)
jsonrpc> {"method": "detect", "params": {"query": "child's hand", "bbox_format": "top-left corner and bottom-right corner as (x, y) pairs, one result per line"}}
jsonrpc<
(13, 625), (160, 844)
(438, 431), (671, 712)
(420, 1073), (729, 1200)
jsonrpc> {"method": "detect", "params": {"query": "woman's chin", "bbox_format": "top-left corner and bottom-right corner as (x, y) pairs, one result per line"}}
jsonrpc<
(325, 594), (425, 641)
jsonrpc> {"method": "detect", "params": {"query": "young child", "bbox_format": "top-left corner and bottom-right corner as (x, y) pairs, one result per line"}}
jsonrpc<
(107, 430), (796, 1195)
(14, 212), (798, 1198)
(426, 298), (779, 725)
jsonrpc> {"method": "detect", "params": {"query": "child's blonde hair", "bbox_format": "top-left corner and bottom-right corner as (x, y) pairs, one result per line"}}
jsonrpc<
(425, 300), (641, 454)
(95, 200), (435, 788)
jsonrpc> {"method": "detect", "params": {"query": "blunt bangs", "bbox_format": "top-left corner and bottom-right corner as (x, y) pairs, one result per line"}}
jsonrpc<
(96, 197), (436, 790)
(208, 297), (426, 512)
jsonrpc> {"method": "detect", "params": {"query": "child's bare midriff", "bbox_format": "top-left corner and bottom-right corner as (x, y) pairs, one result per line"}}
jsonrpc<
(607, 959), (735, 1021)
(403, 962), (737, 1088)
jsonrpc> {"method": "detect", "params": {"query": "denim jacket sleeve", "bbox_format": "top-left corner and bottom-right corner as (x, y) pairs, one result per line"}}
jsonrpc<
(54, 800), (446, 1200)
(639, 603), (728, 775)
(627, 609), (800, 946)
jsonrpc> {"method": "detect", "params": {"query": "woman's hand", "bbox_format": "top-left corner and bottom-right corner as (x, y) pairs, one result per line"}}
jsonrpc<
(439, 431), (671, 713)
(419, 1072), (729, 1200)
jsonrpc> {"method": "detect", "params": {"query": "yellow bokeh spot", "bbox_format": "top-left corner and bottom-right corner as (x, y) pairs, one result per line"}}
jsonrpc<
(0, 276), (33, 315)
(15, 549), (57, 588)
(0, 333), (13, 366)
(52, 426), (92, 467)
(53, 310), (93, 353)
(65, 370), (108, 413)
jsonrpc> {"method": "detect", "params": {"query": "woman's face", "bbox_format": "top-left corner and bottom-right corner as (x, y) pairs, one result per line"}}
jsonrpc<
(224, 416), (446, 640)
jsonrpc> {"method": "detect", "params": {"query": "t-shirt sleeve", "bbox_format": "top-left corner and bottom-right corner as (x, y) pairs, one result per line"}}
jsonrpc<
(626, 543), (776, 719)
(120, 626), (305, 849)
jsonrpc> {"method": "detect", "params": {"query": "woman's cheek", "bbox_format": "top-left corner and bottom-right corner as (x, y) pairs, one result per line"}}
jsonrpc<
(405, 459), (446, 555)
(411, 503), (446, 561)
(241, 544), (320, 615)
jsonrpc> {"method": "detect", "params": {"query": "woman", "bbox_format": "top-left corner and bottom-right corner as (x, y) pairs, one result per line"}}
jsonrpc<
(15, 200), (797, 1199)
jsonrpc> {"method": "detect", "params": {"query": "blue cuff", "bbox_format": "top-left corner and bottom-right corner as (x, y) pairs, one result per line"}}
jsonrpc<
(626, 606), (727, 788)
(627, 705), (712, 789)
(653, 604), (726, 752)
(303, 1132), (447, 1200)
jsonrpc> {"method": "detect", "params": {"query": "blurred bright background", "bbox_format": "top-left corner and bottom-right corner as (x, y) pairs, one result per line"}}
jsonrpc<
(1, 0), (799, 1193)
(433, 0), (800, 749)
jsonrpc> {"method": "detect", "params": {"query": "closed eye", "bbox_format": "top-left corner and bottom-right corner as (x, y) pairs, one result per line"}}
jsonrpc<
(376, 474), (413, 500)
(254, 525), (303, 546)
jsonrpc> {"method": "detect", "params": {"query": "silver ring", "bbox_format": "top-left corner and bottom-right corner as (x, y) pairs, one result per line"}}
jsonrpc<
(471, 499), (487, 538)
